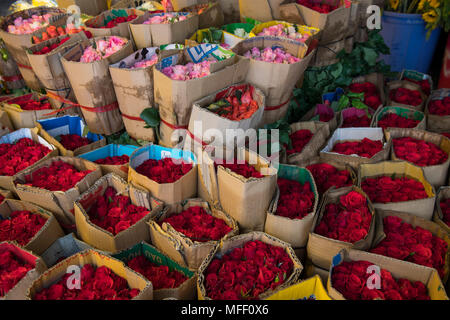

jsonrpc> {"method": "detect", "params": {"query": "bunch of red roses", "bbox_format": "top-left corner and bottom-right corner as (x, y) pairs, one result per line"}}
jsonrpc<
(286, 129), (313, 155)
(393, 137), (448, 167)
(0, 195), (4, 203)
(161, 206), (233, 242)
(87, 187), (149, 235)
(403, 78), (431, 95)
(204, 240), (293, 300)
(306, 163), (353, 194)
(33, 264), (140, 300)
(127, 255), (188, 289)
(389, 88), (423, 106)
(58, 134), (92, 151)
(34, 36), (70, 55)
(0, 249), (34, 297)
(428, 97), (450, 116)
(377, 113), (420, 129)
(315, 191), (372, 243)
(341, 115), (371, 128)
(100, 15), (137, 28)
(0, 138), (52, 176)
(443, 133), (450, 139)
(348, 82), (382, 110)
(439, 198), (450, 227)
(296, 0), (339, 13)
(24, 160), (93, 191)
(371, 216), (447, 279)
(0, 210), (47, 245)
(331, 138), (383, 158)
(219, 161), (263, 179)
(361, 176), (428, 203)
(318, 112), (334, 122)
(136, 158), (193, 183)
(332, 260), (430, 300)
(10, 96), (51, 111)
(275, 178), (315, 219)
(94, 155), (129, 165)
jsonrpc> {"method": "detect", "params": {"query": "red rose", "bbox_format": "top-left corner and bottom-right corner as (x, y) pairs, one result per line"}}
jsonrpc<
(332, 138), (383, 158)
(389, 87), (423, 106)
(275, 178), (315, 219)
(428, 97), (450, 116)
(286, 129), (313, 155)
(58, 134), (92, 151)
(136, 157), (193, 183)
(377, 113), (420, 129)
(393, 137), (448, 167)
(94, 155), (129, 165)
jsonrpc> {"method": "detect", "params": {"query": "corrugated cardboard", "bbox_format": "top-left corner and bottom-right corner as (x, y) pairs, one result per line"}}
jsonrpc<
(0, 188), (14, 203)
(328, 248), (449, 300)
(386, 80), (427, 111)
(74, 173), (164, 253)
(61, 36), (134, 135)
(306, 186), (376, 270)
(320, 127), (391, 170)
(0, 110), (13, 137)
(148, 198), (238, 270)
(385, 128), (450, 188)
(0, 128), (58, 192)
(113, 241), (197, 300)
(0, 199), (64, 255)
(197, 231), (303, 300)
(300, 104), (338, 133)
(357, 160), (436, 220)
(424, 89), (450, 133)
(40, 233), (93, 268)
(183, 2), (225, 29)
(434, 187), (450, 234)
(110, 47), (160, 142)
(371, 106), (426, 130)
(265, 275), (332, 300)
(57, 0), (108, 16)
(0, 242), (47, 300)
(239, 0), (285, 22)
(128, 144), (198, 205)
(304, 258), (330, 286)
(13, 156), (102, 227)
(85, 8), (143, 39)
(129, 11), (199, 48)
(264, 164), (319, 248)
(26, 249), (153, 300)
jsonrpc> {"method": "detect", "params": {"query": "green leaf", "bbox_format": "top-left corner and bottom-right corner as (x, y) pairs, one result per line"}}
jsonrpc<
(338, 95), (350, 111)
(362, 47), (377, 67)
(347, 92), (365, 100)
(140, 108), (160, 128)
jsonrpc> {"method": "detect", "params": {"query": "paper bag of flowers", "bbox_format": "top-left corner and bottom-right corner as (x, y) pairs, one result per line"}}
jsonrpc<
(0, 188), (14, 204)
(386, 80), (427, 111)
(129, 11), (199, 48)
(369, 210), (449, 284)
(371, 106), (426, 130)
(349, 73), (385, 111)
(338, 107), (375, 128)
(128, 144), (197, 205)
(74, 173), (164, 253)
(319, 127), (391, 170)
(232, 36), (314, 125)
(264, 275), (331, 300)
(36, 115), (106, 157)
(110, 47), (160, 142)
(0, 110), (13, 137)
(27, 249), (153, 300)
(111, 0), (164, 11)
(0, 128), (57, 192)
(399, 69), (433, 97)
(61, 36), (134, 135)
(185, 83), (265, 152)
(78, 144), (138, 180)
(0, 42), (26, 90)
(279, 0), (352, 44)
(328, 248), (448, 300)
(40, 233), (93, 268)
(264, 164), (318, 248)
(153, 44), (247, 148)
(13, 156), (102, 228)
(197, 231), (303, 300)
(385, 128), (450, 188)
(300, 103), (338, 133)
(148, 198), (238, 269)
(424, 88), (450, 134)
(181, 1), (224, 29)
(84, 8), (142, 39)
(358, 160), (436, 220)
(434, 187), (450, 234)
(0, 199), (64, 255)
(0, 6), (67, 91)
(0, 241), (47, 300)
(249, 20), (320, 46)
(306, 186), (376, 270)
(2, 92), (58, 129)
(238, 0), (286, 22)
(113, 241), (197, 300)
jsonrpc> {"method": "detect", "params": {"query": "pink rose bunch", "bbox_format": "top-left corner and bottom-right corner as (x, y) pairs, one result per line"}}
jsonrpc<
(80, 36), (127, 63)
(162, 60), (212, 80)
(244, 47), (300, 64)
(7, 14), (52, 34)
(130, 54), (158, 69)
(143, 13), (187, 24)
(257, 24), (310, 43)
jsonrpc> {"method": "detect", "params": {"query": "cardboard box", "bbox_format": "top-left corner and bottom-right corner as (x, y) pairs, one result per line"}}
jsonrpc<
(300, 104), (338, 133)
(219, 0), (240, 24)
(128, 144), (198, 205)
(0, 199), (65, 255)
(306, 186), (376, 270)
(0, 110), (13, 137)
(26, 249), (153, 300)
(371, 106), (426, 130)
(399, 69), (433, 96)
(264, 164), (319, 248)
(149, 198), (238, 269)
(239, 0), (285, 22)
(111, 0), (164, 10)
(0, 43), (26, 90)
(0, 128), (58, 192)
(36, 116), (106, 157)
(61, 36), (134, 135)
(186, 28), (244, 49)
(110, 47), (160, 142)
(385, 128), (450, 188)
(13, 156), (102, 227)
(386, 80), (427, 111)
(57, 0), (109, 16)
(309, 37), (346, 67)
(424, 89), (450, 133)
(0, 188), (14, 203)
(85, 8), (143, 39)
(182, 2), (225, 29)
(304, 258), (330, 286)
(357, 160), (436, 220)
(130, 11), (199, 48)
(78, 144), (139, 180)
(40, 233), (93, 268)
(113, 241), (197, 300)
(320, 127), (391, 170)
(265, 275), (331, 300)
(434, 187), (450, 235)
(0, 242), (47, 300)
(328, 248), (449, 300)
(197, 231), (303, 300)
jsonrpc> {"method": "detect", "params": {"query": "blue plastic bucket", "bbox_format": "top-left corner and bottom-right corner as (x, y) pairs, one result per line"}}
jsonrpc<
(380, 12), (441, 73)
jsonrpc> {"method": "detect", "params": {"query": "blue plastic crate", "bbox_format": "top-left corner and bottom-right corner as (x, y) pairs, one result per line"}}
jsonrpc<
(129, 144), (197, 170)
(78, 144), (139, 162)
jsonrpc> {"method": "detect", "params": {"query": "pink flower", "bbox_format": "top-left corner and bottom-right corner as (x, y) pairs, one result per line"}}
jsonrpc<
(80, 36), (127, 63)
(244, 46), (300, 64)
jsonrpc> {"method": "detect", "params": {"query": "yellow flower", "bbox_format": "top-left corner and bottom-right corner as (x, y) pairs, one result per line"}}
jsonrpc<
(390, 0), (400, 10)
(418, 0), (427, 10)
(429, 0), (440, 8)
(422, 9), (438, 23)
